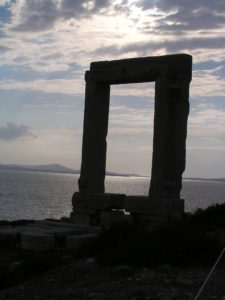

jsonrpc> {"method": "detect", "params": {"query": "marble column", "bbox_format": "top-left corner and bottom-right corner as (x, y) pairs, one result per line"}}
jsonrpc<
(149, 78), (190, 199)
(78, 79), (110, 193)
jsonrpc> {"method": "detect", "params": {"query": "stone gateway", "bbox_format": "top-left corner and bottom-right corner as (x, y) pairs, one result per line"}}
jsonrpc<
(71, 54), (192, 229)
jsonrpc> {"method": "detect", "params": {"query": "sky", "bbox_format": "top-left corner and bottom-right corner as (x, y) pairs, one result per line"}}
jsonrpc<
(0, 0), (225, 178)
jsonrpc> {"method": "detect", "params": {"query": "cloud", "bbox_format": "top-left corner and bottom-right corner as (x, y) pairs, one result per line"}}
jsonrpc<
(0, 122), (37, 141)
(109, 126), (152, 136)
(0, 78), (84, 95)
(109, 104), (154, 128)
(5, 0), (112, 32)
(138, 0), (225, 32)
(93, 36), (225, 57)
(191, 68), (225, 98)
(0, 45), (10, 53)
(111, 83), (155, 97)
(4, 0), (224, 76)
(0, 0), (11, 6)
(186, 100), (225, 152)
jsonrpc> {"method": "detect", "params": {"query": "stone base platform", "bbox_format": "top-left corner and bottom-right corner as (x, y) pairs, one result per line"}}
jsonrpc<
(126, 196), (184, 218)
(71, 192), (184, 230)
(72, 192), (126, 210)
(0, 220), (101, 251)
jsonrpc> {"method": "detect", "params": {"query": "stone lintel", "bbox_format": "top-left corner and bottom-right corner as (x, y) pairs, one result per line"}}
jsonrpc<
(125, 196), (184, 215)
(72, 192), (126, 210)
(86, 54), (192, 84)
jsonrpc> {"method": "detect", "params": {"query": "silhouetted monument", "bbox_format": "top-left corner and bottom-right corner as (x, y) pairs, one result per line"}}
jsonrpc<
(71, 54), (192, 228)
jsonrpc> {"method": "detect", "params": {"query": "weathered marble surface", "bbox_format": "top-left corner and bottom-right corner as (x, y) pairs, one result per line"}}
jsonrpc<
(73, 54), (192, 228)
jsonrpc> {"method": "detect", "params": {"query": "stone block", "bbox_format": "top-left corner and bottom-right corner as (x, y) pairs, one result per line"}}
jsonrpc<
(21, 231), (55, 251)
(47, 227), (89, 238)
(0, 226), (49, 242)
(87, 226), (103, 234)
(26, 223), (53, 230)
(139, 214), (169, 223)
(35, 220), (94, 232)
(70, 212), (92, 226)
(72, 192), (126, 210)
(125, 196), (184, 217)
(16, 226), (53, 235)
(0, 228), (20, 241)
(36, 220), (87, 228)
(66, 234), (98, 250)
(100, 210), (131, 230)
(131, 215), (168, 232)
(25, 223), (90, 238)
(74, 207), (99, 215)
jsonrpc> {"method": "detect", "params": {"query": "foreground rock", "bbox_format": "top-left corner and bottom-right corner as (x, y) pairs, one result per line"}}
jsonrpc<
(0, 259), (224, 300)
(0, 220), (102, 251)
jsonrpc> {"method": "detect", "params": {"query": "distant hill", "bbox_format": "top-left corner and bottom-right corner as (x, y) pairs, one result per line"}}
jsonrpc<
(184, 177), (225, 183)
(0, 163), (79, 174)
(1, 164), (224, 181)
(0, 163), (141, 177)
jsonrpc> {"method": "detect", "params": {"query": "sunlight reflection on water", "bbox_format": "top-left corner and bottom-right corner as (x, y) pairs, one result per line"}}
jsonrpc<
(0, 170), (225, 220)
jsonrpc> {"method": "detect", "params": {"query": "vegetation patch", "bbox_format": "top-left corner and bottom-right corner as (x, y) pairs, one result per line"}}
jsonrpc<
(0, 203), (224, 291)
(75, 203), (225, 267)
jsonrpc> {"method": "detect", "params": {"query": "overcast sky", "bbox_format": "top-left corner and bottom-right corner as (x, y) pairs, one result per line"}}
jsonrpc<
(0, 0), (225, 178)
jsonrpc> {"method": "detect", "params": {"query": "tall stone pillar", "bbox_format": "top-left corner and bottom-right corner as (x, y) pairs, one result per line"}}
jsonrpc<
(78, 79), (110, 193)
(71, 54), (192, 226)
(149, 78), (190, 199)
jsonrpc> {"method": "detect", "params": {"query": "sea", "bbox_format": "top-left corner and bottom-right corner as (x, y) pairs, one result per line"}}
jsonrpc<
(0, 169), (225, 221)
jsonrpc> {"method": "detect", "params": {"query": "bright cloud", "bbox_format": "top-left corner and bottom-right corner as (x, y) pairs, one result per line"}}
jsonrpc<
(0, 78), (84, 94)
(0, 0), (225, 176)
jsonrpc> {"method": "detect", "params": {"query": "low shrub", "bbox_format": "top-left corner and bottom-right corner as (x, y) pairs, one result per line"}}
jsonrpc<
(76, 203), (225, 268)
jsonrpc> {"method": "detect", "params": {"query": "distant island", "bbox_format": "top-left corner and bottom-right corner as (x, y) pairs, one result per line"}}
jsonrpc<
(184, 177), (225, 183)
(0, 163), (141, 178)
(1, 163), (225, 182)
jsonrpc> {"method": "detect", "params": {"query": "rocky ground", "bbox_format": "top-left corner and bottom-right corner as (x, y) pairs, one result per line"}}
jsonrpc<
(0, 250), (224, 300)
(1, 203), (225, 300)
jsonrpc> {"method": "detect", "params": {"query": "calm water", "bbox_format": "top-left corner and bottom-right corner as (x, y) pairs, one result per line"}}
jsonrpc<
(0, 170), (225, 220)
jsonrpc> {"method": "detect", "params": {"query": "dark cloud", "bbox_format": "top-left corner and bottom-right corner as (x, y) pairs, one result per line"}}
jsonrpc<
(0, 45), (10, 53)
(153, 0), (225, 14)
(8, 0), (112, 32)
(138, 0), (225, 32)
(12, 0), (58, 32)
(6, 0), (225, 37)
(0, 122), (36, 141)
(93, 36), (225, 57)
